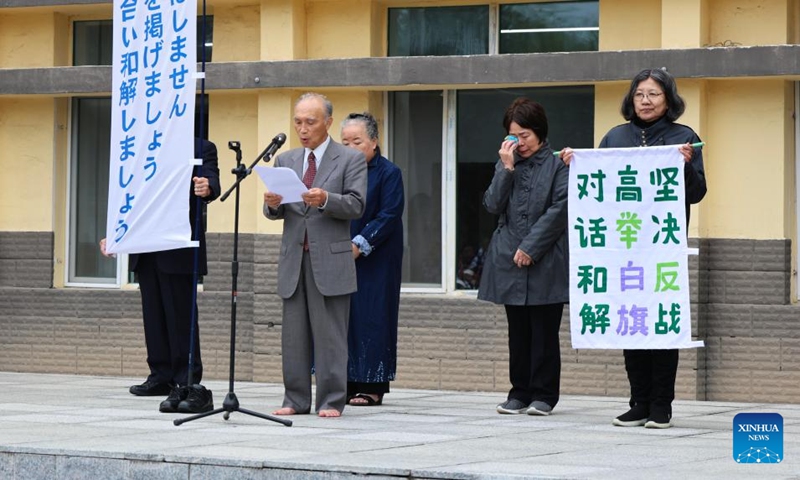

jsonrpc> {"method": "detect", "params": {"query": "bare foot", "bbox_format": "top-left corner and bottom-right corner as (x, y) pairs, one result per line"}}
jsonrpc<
(318, 409), (341, 418)
(272, 407), (297, 415)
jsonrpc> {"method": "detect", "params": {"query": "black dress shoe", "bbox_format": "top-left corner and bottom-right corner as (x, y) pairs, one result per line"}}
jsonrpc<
(159, 386), (189, 413)
(129, 380), (173, 396)
(177, 385), (214, 413)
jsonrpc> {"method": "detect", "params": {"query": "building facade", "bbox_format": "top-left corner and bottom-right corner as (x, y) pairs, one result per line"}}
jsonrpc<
(1, 0), (799, 402)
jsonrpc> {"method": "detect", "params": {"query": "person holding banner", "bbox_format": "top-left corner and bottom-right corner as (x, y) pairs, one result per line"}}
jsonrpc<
(478, 97), (569, 417)
(263, 93), (367, 418)
(561, 68), (707, 429)
(100, 137), (220, 414)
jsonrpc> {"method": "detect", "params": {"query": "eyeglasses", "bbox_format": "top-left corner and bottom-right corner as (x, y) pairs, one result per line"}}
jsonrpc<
(633, 92), (664, 102)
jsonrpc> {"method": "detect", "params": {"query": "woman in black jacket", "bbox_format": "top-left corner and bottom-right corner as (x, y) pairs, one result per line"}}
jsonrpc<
(562, 68), (707, 429)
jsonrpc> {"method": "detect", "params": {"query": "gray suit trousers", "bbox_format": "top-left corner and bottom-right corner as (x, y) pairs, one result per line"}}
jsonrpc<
(281, 251), (350, 413)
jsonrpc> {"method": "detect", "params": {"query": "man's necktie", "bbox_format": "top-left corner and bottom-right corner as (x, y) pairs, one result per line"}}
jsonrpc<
(302, 152), (316, 251)
(302, 152), (317, 188)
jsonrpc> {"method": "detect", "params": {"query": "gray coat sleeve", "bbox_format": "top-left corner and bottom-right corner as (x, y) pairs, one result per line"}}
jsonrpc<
(483, 161), (515, 215)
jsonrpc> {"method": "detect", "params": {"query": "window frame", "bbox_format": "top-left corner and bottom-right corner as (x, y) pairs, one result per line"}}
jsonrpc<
(388, 1), (599, 294)
(496, 1), (599, 55)
(795, 81), (800, 297)
(65, 96), (132, 289)
(66, 16), (213, 288)
(389, 90), (450, 294)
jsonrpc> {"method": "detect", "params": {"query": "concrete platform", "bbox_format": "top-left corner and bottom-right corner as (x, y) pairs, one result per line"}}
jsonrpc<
(0, 372), (798, 479)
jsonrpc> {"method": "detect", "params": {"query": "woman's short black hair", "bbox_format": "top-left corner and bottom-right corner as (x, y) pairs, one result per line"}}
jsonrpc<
(503, 97), (548, 142)
(620, 68), (686, 122)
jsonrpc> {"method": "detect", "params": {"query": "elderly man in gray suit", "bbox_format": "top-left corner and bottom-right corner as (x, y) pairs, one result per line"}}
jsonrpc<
(263, 93), (367, 417)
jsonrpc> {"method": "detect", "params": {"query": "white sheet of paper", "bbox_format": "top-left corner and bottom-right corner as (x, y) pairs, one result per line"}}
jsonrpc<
(254, 165), (308, 204)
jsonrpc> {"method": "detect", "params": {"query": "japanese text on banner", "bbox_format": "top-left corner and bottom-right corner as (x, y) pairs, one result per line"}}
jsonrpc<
(106, 0), (197, 254)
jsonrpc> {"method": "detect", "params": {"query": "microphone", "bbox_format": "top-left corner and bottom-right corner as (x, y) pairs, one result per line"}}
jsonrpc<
(258, 133), (287, 163)
(221, 132), (288, 202)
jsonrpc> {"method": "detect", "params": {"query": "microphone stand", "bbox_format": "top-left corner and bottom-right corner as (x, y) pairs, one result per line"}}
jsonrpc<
(175, 140), (291, 427)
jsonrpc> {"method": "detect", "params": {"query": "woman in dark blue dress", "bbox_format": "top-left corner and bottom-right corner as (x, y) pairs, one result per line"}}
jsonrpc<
(340, 112), (405, 406)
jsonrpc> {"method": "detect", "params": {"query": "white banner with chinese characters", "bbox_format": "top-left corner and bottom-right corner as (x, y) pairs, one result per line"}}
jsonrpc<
(105, 0), (197, 254)
(568, 146), (703, 349)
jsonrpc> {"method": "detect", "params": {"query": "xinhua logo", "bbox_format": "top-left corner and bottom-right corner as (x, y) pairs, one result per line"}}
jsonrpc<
(733, 413), (783, 464)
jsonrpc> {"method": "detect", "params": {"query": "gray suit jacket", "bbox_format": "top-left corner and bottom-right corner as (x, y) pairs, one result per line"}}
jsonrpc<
(264, 139), (367, 299)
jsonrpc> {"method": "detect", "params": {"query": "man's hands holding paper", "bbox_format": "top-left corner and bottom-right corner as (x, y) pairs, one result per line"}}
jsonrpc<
(264, 192), (283, 208)
(263, 188), (328, 209)
(255, 166), (308, 205)
(301, 188), (328, 209)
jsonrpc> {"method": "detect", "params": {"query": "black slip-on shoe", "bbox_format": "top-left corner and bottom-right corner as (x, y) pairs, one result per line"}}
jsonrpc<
(129, 380), (174, 396)
(645, 411), (672, 429)
(612, 404), (650, 427)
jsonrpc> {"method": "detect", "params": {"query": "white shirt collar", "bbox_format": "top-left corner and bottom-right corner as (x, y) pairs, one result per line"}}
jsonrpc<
(305, 135), (331, 167)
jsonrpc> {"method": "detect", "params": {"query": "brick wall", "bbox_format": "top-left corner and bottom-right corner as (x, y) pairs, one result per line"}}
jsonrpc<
(0, 231), (797, 403)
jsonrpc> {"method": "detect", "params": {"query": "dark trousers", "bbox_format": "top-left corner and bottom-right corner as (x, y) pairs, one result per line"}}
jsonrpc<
(504, 303), (564, 408)
(623, 348), (679, 415)
(136, 254), (202, 386)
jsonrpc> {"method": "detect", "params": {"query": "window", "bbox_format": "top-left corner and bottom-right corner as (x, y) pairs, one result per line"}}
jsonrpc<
(73, 17), (214, 66)
(388, 2), (598, 291)
(454, 87), (594, 290)
(390, 91), (444, 288)
(73, 21), (113, 66)
(388, 6), (489, 56)
(390, 87), (594, 292)
(69, 98), (116, 284)
(68, 18), (214, 285)
(499, 1), (599, 53)
(388, 1), (598, 56)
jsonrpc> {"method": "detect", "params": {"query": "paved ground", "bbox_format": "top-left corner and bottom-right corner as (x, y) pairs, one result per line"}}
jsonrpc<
(0, 372), (797, 479)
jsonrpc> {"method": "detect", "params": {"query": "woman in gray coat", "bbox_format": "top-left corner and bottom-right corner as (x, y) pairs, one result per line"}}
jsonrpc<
(478, 97), (569, 416)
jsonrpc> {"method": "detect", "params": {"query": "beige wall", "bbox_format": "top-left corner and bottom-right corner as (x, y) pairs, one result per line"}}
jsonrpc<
(593, 83), (627, 145)
(307, 0), (372, 59)
(601, 0), (794, 50)
(0, 98), (55, 231)
(599, 0), (661, 50)
(662, 0), (709, 48)
(213, 4), (261, 62)
(676, 79), (707, 237)
(206, 92), (261, 234)
(708, 0), (791, 46)
(261, 0), (306, 60)
(52, 98), (70, 288)
(704, 79), (790, 238)
(0, 12), (57, 67)
(53, 13), (70, 67)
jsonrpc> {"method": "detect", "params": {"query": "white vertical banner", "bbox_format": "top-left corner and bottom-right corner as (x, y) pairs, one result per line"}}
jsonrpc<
(106, 0), (197, 255)
(568, 146), (703, 349)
